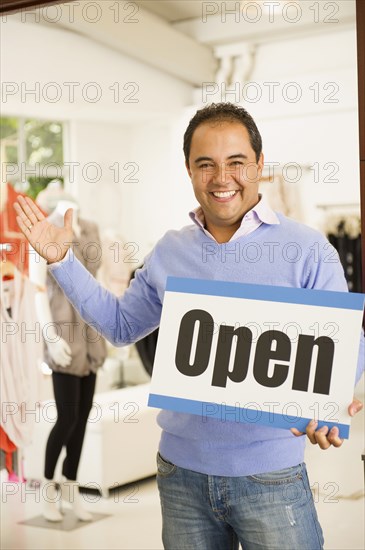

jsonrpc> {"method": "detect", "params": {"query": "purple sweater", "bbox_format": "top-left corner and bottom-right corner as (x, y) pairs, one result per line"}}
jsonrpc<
(49, 212), (364, 476)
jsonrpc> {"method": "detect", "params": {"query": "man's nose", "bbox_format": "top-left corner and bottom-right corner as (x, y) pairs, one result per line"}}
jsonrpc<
(213, 162), (229, 185)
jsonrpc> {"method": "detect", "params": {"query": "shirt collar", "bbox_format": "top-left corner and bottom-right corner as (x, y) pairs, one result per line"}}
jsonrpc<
(189, 194), (280, 231)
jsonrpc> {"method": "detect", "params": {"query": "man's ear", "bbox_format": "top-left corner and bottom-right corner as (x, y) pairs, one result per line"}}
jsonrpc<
(185, 160), (192, 178)
(257, 152), (264, 179)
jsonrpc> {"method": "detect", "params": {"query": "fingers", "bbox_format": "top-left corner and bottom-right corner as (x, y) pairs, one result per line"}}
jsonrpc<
(16, 196), (38, 226)
(15, 214), (32, 238)
(305, 421), (344, 449)
(305, 419), (318, 444)
(13, 196), (45, 229)
(290, 428), (304, 437)
(24, 196), (45, 221)
(312, 426), (332, 450)
(314, 426), (343, 449)
(325, 426), (343, 448)
(348, 398), (363, 417)
(14, 202), (32, 234)
(64, 208), (73, 231)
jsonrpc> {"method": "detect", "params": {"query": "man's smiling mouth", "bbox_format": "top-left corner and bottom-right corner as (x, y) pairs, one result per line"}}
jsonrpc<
(211, 190), (238, 199)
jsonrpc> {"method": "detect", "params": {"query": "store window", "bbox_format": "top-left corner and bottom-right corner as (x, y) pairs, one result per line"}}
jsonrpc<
(0, 117), (65, 199)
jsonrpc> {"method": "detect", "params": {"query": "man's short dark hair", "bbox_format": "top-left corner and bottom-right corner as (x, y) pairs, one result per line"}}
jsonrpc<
(183, 103), (263, 166)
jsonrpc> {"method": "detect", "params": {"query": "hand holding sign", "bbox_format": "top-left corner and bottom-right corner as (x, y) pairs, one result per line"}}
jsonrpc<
(291, 398), (363, 449)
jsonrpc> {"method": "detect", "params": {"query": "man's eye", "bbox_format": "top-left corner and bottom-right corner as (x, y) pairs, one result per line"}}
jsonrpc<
(230, 161), (243, 166)
(200, 164), (213, 169)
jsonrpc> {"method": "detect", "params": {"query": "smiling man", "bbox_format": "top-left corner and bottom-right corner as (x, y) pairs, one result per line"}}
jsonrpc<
(185, 106), (264, 244)
(14, 103), (364, 550)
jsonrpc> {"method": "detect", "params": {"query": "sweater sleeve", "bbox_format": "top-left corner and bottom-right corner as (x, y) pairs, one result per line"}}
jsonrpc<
(304, 239), (364, 386)
(354, 333), (365, 386)
(48, 249), (162, 346)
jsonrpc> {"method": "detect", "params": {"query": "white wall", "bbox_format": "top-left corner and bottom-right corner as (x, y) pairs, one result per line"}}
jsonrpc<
(254, 29), (360, 216)
(0, 18), (193, 122)
(72, 117), (196, 260)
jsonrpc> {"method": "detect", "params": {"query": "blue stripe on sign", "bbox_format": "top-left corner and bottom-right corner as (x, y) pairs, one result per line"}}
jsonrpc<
(165, 277), (365, 311)
(148, 394), (350, 439)
(166, 277), (365, 311)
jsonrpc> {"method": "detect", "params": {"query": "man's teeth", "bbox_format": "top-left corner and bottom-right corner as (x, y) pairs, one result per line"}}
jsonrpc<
(212, 191), (237, 198)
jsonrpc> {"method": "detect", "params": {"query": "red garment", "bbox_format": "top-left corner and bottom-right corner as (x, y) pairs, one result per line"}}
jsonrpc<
(0, 426), (17, 474)
(0, 184), (30, 274)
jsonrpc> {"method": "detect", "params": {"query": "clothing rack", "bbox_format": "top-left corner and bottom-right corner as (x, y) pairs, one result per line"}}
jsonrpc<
(316, 207), (362, 292)
(1, 246), (26, 482)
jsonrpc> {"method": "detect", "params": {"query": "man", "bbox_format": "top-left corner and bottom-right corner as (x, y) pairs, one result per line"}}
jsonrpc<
(15, 103), (364, 549)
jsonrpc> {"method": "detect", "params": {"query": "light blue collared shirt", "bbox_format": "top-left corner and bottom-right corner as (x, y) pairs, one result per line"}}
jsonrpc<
(189, 194), (280, 242)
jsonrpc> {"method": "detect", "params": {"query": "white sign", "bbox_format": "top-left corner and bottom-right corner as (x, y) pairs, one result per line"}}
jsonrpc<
(148, 277), (365, 438)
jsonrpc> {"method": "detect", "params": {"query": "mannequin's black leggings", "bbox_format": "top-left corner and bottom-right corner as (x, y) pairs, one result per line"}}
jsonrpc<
(44, 371), (96, 481)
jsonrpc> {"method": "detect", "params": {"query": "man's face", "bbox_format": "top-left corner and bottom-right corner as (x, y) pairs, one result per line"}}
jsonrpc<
(186, 121), (264, 241)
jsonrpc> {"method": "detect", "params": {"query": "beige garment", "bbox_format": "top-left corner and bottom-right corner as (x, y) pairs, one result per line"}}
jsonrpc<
(98, 230), (132, 296)
(0, 269), (42, 447)
(45, 216), (107, 376)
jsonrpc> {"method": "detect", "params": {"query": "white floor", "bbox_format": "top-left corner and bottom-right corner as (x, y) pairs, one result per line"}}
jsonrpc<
(1, 391), (364, 550)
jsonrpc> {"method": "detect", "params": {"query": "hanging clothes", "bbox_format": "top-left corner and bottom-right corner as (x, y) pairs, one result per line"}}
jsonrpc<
(0, 426), (17, 474)
(98, 229), (132, 297)
(44, 214), (107, 376)
(325, 215), (362, 293)
(0, 184), (46, 274)
(0, 267), (43, 448)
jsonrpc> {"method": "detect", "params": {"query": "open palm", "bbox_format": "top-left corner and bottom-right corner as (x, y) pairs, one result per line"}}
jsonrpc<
(14, 196), (73, 264)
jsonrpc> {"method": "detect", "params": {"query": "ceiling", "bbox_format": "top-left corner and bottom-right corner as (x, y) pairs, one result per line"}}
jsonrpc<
(4, 0), (357, 86)
(135, 1), (228, 23)
(136, 1), (289, 23)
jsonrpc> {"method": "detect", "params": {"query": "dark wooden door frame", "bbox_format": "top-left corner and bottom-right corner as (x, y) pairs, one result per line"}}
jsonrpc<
(356, 1), (365, 328)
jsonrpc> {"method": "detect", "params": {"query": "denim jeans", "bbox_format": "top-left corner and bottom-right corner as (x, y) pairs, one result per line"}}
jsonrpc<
(156, 453), (324, 550)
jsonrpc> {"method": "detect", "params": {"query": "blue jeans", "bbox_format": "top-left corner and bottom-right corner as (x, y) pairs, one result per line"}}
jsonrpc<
(156, 453), (324, 550)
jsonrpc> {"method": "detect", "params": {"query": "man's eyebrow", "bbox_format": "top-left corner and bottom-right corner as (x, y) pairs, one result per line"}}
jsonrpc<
(227, 153), (248, 160)
(194, 153), (249, 164)
(194, 156), (214, 164)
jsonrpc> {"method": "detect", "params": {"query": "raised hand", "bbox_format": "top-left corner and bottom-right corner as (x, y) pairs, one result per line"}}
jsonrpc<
(14, 196), (73, 264)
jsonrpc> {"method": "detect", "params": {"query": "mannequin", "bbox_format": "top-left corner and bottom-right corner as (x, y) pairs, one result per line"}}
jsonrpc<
(29, 199), (106, 522)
